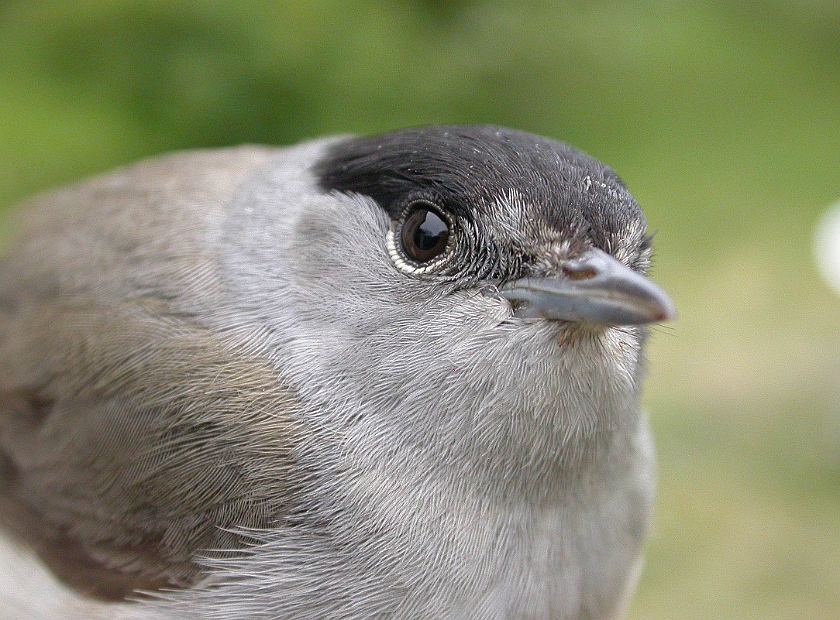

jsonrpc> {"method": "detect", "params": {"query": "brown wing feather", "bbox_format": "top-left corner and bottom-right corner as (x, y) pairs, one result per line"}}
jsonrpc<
(0, 300), (303, 600)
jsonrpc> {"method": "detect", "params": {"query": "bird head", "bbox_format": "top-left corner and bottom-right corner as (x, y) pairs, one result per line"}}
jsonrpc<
(221, 125), (674, 487)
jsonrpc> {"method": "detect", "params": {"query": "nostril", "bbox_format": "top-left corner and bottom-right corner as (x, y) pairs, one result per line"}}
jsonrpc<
(562, 263), (598, 280)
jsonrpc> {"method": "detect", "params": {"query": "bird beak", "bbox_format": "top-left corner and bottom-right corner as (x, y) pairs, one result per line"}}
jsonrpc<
(499, 247), (676, 325)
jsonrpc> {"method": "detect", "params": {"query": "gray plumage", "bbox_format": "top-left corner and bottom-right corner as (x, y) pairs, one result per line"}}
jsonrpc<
(0, 126), (673, 619)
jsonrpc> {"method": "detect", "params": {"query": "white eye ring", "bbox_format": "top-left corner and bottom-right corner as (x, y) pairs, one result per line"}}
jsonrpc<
(387, 202), (456, 275)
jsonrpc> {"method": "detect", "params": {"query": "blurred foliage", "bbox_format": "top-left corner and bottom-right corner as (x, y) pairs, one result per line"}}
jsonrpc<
(1, 1), (839, 618)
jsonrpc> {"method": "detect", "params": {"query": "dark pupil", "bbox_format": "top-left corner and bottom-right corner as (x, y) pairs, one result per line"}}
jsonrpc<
(402, 207), (450, 263)
(414, 211), (447, 250)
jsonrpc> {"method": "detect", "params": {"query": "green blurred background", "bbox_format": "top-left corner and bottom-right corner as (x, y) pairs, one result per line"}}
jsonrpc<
(1, 0), (839, 618)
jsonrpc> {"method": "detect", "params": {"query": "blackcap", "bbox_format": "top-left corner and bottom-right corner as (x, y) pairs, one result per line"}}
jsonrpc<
(0, 126), (675, 619)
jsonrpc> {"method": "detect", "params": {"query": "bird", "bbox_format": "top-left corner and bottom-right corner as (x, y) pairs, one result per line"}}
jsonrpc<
(0, 125), (675, 620)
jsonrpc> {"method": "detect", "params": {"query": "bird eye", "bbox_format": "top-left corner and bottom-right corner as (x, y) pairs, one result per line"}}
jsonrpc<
(400, 202), (451, 264)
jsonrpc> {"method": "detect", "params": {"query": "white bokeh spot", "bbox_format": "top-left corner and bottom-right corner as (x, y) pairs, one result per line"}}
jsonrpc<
(814, 199), (840, 296)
